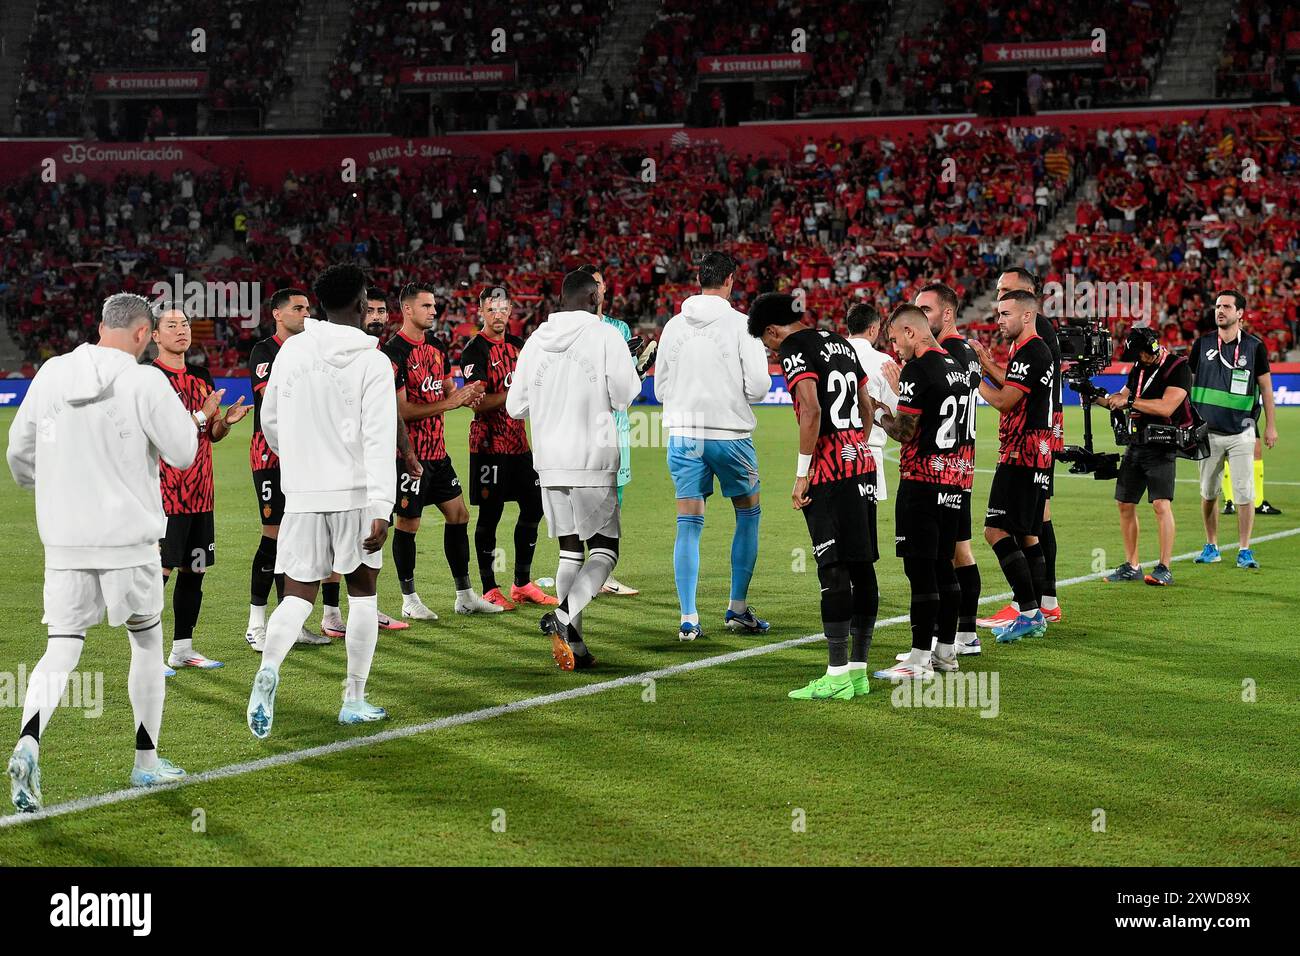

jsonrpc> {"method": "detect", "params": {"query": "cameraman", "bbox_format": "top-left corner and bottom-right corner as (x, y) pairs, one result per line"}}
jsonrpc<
(1091, 327), (1191, 586)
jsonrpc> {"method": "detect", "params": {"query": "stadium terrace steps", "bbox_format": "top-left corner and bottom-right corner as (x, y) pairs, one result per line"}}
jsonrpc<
(0, 0), (38, 134)
(854, 0), (940, 115)
(265, 0), (353, 131)
(1152, 0), (1235, 102)
(577, 0), (663, 124)
(959, 174), (1096, 327)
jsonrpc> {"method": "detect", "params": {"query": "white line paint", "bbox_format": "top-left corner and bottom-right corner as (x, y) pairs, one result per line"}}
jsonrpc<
(3, 525), (1299, 830)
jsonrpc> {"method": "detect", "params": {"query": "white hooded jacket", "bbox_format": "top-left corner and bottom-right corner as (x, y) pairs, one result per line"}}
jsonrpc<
(262, 318), (396, 519)
(654, 293), (772, 439)
(7, 343), (198, 569)
(506, 310), (641, 487)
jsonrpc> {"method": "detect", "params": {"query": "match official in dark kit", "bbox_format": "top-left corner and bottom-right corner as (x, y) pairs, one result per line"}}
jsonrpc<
(1091, 326), (1192, 587)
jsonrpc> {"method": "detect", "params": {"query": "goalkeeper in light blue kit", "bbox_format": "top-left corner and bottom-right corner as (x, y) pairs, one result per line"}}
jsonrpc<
(654, 252), (772, 640)
(577, 264), (642, 596)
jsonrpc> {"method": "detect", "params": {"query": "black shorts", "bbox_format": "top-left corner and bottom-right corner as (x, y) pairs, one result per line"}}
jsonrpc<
(957, 489), (973, 542)
(1115, 446), (1177, 504)
(801, 475), (878, 568)
(160, 511), (216, 572)
(394, 458), (462, 518)
(252, 468), (285, 526)
(1045, 459), (1055, 499)
(895, 480), (962, 560)
(985, 464), (1049, 537)
(470, 451), (542, 507)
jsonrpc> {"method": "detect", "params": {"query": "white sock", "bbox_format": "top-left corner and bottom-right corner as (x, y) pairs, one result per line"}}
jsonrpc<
(248, 604), (266, 629)
(262, 595), (313, 672)
(18, 635), (85, 760)
(906, 648), (930, 666)
(934, 643), (956, 660)
(1010, 601), (1020, 612)
(343, 595), (379, 702)
(956, 630), (977, 644)
(826, 663), (849, 676)
(681, 612), (700, 626)
(556, 550), (583, 602)
(171, 638), (193, 660)
(555, 547), (616, 628)
(324, 603), (341, 619)
(1041, 595), (1058, 611)
(728, 600), (747, 614)
(127, 615), (164, 770)
(848, 661), (868, 671)
(403, 591), (423, 607)
(456, 588), (473, 602)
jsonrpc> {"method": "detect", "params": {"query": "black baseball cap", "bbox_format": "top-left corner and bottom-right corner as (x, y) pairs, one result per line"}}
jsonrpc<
(1121, 326), (1160, 362)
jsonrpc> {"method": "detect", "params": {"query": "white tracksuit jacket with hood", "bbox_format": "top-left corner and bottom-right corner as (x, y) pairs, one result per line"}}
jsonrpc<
(506, 309), (641, 487)
(654, 293), (772, 440)
(262, 317), (397, 520)
(7, 343), (198, 569)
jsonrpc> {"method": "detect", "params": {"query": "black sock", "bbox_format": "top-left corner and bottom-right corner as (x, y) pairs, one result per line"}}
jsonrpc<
(514, 520), (540, 588)
(474, 500), (505, 592)
(826, 622), (850, 669)
(955, 563), (981, 632)
(251, 534), (276, 606)
(1023, 542), (1047, 607)
(445, 522), (471, 591)
(1039, 520), (1057, 597)
(992, 537), (1038, 612)
(173, 572), (204, 644)
(903, 556), (939, 652)
(393, 529), (417, 594)
(274, 573), (285, 602)
(935, 560), (960, 647)
(322, 581), (340, 608)
(847, 560), (878, 663)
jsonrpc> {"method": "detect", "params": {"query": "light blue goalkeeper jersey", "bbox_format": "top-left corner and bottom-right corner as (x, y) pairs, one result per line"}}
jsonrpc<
(601, 314), (633, 491)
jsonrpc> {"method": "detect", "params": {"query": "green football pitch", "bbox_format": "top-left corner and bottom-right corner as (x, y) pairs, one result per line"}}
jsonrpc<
(0, 405), (1296, 866)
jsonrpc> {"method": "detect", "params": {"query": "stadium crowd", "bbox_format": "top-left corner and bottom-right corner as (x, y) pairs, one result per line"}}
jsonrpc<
(324, 0), (612, 133)
(12, 0), (302, 136)
(2, 109), (1298, 380)
(887, 0), (1180, 114)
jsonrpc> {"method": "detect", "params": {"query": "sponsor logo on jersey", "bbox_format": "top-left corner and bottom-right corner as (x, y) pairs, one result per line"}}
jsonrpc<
(462, 363), (474, 377)
(1032, 471), (1051, 487)
(897, 381), (916, 398)
(937, 492), (964, 508)
(1010, 361), (1030, 377)
(255, 362), (269, 378)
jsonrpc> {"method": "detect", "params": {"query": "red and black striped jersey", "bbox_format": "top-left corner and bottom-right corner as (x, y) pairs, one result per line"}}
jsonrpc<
(998, 334), (1056, 471)
(895, 346), (975, 489)
(461, 332), (529, 455)
(382, 329), (451, 461)
(779, 327), (876, 487)
(939, 333), (980, 490)
(154, 360), (214, 514)
(248, 333), (284, 471)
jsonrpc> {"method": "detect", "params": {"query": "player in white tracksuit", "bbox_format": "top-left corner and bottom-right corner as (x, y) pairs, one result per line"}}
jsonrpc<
(6, 293), (205, 811)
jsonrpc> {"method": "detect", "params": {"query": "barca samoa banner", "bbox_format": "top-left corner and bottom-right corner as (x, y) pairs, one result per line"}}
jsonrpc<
(90, 71), (209, 97)
(0, 104), (1292, 186)
(982, 41), (1105, 69)
(399, 64), (517, 88)
(696, 53), (812, 81)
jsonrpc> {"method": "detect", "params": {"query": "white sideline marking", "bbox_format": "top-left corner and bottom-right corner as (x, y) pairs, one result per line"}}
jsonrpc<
(3, 526), (1299, 830)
